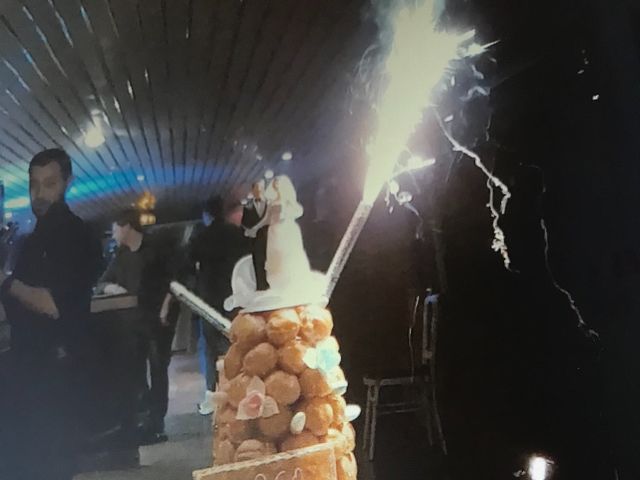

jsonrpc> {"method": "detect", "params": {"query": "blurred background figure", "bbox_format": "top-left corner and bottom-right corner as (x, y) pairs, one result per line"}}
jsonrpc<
(189, 196), (249, 415)
(99, 208), (183, 444)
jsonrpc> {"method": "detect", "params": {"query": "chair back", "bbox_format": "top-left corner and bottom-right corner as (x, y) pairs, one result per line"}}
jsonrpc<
(421, 290), (440, 371)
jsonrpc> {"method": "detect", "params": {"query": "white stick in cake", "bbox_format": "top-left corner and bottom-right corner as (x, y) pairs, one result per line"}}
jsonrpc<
(170, 281), (231, 337)
(324, 201), (373, 299)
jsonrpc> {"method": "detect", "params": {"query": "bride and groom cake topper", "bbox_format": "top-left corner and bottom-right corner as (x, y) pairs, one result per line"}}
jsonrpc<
(225, 175), (327, 313)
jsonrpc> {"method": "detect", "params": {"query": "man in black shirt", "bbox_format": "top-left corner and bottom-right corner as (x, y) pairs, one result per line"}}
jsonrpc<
(99, 209), (181, 444)
(190, 197), (249, 413)
(0, 149), (102, 480)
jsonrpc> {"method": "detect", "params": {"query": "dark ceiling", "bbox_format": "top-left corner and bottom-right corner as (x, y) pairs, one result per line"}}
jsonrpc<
(0, 0), (376, 223)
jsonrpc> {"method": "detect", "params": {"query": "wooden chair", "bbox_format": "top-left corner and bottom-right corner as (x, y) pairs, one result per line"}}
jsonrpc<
(362, 290), (447, 460)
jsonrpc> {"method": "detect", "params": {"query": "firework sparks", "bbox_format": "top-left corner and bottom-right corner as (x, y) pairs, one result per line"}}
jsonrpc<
(363, 0), (477, 204)
(326, 0), (489, 297)
(531, 165), (599, 339)
(435, 114), (514, 270)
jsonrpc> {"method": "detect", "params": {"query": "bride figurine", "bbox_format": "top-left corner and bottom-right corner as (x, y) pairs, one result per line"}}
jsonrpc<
(247, 175), (308, 289)
(225, 175), (326, 312)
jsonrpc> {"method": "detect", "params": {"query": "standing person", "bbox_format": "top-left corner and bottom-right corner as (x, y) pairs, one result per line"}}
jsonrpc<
(190, 196), (249, 414)
(0, 149), (102, 480)
(100, 209), (181, 444)
(191, 202), (214, 395)
(242, 180), (269, 290)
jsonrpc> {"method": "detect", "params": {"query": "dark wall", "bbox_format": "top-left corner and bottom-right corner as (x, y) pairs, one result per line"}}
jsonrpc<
(308, 0), (640, 478)
(440, 0), (640, 477)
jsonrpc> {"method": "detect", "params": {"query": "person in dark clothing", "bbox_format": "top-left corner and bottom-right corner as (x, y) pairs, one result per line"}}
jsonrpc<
(242, 180), (269, 290)
(99, 209), (181, 444)
(0, 149), (102, 480)
(190, 196), (249, 414)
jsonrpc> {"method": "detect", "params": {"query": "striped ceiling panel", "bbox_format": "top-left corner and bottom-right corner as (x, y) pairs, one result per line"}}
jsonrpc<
(0, 0), (376, 223)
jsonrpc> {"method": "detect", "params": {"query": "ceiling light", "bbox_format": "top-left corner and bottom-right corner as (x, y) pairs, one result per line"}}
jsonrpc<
(137, 174), (145, 182)
(140, 212), (156, 226)
(281, 151), (293, 161)
(4, 212), (13, 220)
(84, 124), (105, 148)
(264, 169), (274, 180)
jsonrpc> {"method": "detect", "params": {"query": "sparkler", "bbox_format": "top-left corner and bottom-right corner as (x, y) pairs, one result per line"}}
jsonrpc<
(325, 0), (489, 298)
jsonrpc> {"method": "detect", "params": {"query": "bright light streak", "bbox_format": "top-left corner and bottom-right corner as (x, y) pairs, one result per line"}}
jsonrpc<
(532, 164), (599, 338)
(362, 0), (481, 204)
(5, 196), (29, 209)
(436, 114), (513, 269)
(528, 456), (550, 480)
(462, 40), (499, 57)
(406, 155), (436, 170)
(326, 0), (489, 297)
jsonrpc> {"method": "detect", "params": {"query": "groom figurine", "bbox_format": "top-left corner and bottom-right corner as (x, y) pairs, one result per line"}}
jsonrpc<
(242, 179), (269, 290)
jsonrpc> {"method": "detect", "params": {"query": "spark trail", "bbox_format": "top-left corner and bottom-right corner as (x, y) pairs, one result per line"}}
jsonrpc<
(436, 114), (514, 270)
(532, 166), (599, 339)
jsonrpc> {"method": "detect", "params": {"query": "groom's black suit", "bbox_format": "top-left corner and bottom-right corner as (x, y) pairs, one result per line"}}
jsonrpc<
(241, 199), (269, 290)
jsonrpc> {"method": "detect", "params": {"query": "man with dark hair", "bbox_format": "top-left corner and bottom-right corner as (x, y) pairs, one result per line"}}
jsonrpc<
(98, 209), (145, 295)
(0, 148), (102, 480)
(202, 196), (223, 227)
(98, 208), (180, 444)
(28, 147), (72, 180)
(190, 196), (249, 414)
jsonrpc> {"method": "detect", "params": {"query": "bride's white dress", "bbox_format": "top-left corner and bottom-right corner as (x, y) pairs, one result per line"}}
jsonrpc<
(224, 198), (328, 312)
(264, 201), (309, 289)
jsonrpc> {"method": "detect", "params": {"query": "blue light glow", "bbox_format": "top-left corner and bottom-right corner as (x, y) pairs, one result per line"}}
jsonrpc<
(5, 196), (30, 209)
(3, 164), (225, 216)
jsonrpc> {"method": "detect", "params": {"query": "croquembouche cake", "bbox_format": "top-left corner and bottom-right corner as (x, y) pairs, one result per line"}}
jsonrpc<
(193, 177), (359, 480)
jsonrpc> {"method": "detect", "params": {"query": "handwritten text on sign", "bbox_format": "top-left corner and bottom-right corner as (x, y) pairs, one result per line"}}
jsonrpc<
(254, 468), (303, 480)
